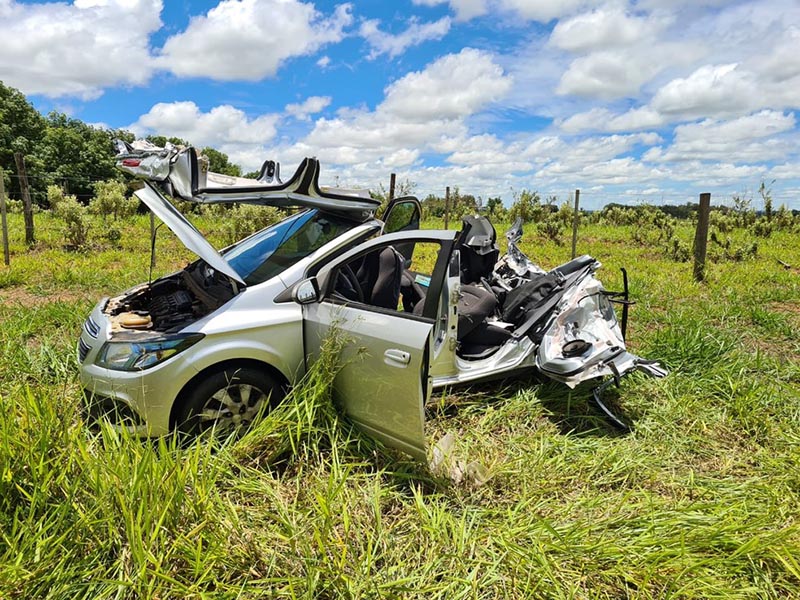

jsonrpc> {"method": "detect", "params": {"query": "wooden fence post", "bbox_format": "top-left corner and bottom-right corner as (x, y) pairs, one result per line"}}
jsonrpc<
(444, 186), (450, 229)
(693, 192), (711, 282)
(0, 168), (9, 266)
(388, 173), (396, 201)
(13, 152), (35, 245)
(571, 189), (580, 259)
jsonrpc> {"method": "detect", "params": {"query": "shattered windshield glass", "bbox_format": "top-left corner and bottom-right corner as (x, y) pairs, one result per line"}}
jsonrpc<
(223, 209), (352, 286)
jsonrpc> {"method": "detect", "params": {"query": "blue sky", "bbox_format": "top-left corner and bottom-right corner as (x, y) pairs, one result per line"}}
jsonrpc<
(2, 0), (799, 209)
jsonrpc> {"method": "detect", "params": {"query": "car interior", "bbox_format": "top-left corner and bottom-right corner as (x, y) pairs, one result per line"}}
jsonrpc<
(330, 217), (519, 360)
(330, 215), (605, 363)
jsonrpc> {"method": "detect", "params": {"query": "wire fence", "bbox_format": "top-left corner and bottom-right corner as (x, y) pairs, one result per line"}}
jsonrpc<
(3, 168), (798, 210)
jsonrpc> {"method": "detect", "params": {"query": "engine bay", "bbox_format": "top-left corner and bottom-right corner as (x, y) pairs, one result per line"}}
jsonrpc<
(104, 261), (238, 334)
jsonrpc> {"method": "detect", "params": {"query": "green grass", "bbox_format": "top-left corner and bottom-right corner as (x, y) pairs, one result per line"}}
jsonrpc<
(0, 211), (799, 598)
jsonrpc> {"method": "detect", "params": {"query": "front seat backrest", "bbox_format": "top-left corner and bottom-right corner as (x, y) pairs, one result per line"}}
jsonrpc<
(368, 247), (403, 309)
(459, 215), (499, 284)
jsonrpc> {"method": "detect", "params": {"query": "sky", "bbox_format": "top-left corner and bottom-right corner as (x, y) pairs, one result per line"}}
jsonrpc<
(1, 0), (799, 210)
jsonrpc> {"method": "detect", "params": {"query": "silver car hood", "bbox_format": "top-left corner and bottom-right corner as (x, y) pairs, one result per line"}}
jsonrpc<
(134, 182), (246, 287)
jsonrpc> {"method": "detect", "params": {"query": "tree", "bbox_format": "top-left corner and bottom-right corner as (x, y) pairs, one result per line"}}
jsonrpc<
(0, 81), (46, 200)
(36, 112), (130, 203)
(146, 135), (189, 148)
(486, 196), (503, 213)
(448, 187), (479, 220)
(201, 147), (242, 177)
(420, 193), (446, 218)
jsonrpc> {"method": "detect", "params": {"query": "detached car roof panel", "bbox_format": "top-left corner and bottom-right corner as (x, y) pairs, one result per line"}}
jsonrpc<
(115, 139), (380, 218)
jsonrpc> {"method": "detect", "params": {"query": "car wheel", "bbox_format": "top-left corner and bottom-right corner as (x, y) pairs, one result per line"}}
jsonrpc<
(176, 366), (284, 436)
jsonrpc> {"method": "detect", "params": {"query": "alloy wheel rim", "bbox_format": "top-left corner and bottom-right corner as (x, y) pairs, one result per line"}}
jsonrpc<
(199, 383), (267, 432)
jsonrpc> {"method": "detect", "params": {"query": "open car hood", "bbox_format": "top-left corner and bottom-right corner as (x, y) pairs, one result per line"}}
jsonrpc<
(116, 139), (379, 219)
(135, 182), (246, 287)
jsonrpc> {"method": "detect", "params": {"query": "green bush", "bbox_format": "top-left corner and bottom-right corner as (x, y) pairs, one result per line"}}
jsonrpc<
(90, 180), (138, 220)
(104, 228), (122, 246)
(223, 204), (283, 245)
(47, 184), (65, 211)
(709, 210), (737, 233)
(772, 205), (797, 232)
(508, 190), (546, 223)
(666, 238), (690, 262)
(3, 198), (24, 214)
(52, 192), (90, 250)
(750, 218), (772, 238)
(709, 231), (758, 262)
(537, 217), (564, 245)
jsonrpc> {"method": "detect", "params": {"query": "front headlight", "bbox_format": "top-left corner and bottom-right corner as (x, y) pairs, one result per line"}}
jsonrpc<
(96, 333), (204, 371)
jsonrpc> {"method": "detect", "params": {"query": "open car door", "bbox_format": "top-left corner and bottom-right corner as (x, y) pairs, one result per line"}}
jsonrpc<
(300, 230), (457, 460)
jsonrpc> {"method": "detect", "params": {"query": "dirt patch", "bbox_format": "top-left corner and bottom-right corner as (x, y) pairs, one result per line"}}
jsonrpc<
(739, 332), (797, 361)
(0, 287), (91, 307)
(770, 301), (800, 316)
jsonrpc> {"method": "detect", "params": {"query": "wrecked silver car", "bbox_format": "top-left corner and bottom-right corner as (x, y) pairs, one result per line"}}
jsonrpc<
(78, 140), (666, 460)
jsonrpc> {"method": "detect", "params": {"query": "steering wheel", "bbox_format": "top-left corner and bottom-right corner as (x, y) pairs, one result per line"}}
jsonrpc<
(336, 263), (364, 303)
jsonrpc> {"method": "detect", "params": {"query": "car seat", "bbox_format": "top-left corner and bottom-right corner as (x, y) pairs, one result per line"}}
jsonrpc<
(333, 247), (403, 310)
(459, 215), (499, 284)
(368, 247), (403, 309)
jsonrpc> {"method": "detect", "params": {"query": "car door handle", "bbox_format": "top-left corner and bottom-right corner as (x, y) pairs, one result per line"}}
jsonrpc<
(384, 349), (411, 367)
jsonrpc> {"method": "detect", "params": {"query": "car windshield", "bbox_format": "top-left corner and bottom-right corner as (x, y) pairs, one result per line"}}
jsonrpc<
(224, 209), (354, 285)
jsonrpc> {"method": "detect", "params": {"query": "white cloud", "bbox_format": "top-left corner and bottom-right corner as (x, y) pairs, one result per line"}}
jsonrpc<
(559, 107), (665, 133)
(316, 55), (331, 68)
(412, 0), (487, 21)
(285, 96), (332, 121)
(158, 0), (352, 80)
(556, 50), (670, 99)
(381, 48), (513, 121)
(442, 134), (522, 166)
(271, 49), (514, 184)
(523, 132), (661, 169)
(669, 161), (765, 183)
(498, 0), (600, 22)
(130, 101), (278, 149)
(412, 0), (597, 22)
(650, 63), (753, 118)
(768, 163), (800, 179)
(0, 0), (161, 98)
(302, 115), (467, 165)
(550, 6), (668, 51)
(645, 110), (796, 162)
(360, 16), (451, 59)
(673, 110), (795, 145)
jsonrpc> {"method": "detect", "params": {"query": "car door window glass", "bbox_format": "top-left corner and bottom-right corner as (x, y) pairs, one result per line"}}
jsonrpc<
(383, 200), (420, 234)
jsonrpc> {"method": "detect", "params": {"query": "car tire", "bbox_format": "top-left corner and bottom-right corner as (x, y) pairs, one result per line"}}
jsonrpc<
(175, 366), (285, 436)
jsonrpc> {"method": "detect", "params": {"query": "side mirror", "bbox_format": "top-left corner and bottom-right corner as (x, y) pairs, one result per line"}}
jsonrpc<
(292, 278), (319, 304)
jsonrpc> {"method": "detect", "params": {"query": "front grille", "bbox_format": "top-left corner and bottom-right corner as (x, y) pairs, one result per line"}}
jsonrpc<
(78, 338), (91, 363)
(84, 316), (100, 338)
